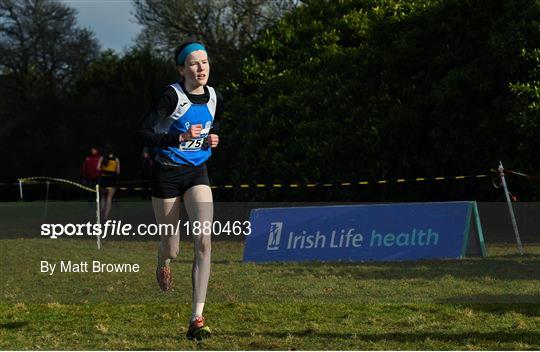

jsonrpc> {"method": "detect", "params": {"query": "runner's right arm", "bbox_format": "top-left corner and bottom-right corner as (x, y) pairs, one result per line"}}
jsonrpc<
(135, 87), (180, 147)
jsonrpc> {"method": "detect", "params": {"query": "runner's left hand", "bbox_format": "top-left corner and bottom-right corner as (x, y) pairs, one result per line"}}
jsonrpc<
(207, 134), (219, 148)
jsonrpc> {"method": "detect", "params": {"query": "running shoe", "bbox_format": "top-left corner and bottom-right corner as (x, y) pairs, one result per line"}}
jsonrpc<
(156, 263), (172, 292)
(186, 315), (211, 340)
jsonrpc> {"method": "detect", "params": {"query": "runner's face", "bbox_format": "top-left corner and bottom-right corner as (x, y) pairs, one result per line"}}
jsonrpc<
(179, 50), (209, 87)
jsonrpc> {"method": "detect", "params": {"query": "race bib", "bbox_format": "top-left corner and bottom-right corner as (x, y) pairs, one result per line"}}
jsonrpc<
(179, 126), (211, 151)
(179, 137), (208, 151)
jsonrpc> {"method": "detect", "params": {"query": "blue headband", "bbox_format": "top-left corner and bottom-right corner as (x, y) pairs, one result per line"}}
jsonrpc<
(176, 43), (207, 66)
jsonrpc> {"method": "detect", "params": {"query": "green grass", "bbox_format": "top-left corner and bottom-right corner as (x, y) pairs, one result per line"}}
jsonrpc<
(1, 238), (539, 350)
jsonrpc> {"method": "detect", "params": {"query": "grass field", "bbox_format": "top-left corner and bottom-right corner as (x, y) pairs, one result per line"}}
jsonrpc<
(1, 238), (539, 350)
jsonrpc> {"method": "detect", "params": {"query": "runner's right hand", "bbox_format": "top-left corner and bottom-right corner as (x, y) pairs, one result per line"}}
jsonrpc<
(179, 124), (202, 142)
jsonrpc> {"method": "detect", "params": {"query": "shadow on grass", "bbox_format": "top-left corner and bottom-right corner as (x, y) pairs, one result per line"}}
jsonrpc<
(222, 329), (540, 344)
(249, 256), (540, 281)
(0, 321), (29, 329)
(447, 303), (540, 317)
(492, 252), (540, 259)
(440, 294), (540, 304)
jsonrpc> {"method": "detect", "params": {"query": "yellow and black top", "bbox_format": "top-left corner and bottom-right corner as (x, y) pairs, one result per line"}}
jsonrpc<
(101, 157), (119, 176)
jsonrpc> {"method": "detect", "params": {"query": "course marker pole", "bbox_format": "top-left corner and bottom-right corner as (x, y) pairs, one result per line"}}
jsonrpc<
(96, 184), (101, 250)
(498, 161), (523, 255)
(19, 180), (23, 200)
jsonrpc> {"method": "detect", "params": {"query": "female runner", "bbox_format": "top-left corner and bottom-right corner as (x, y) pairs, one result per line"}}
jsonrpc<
(97, 144), (120, 221)
(136, 41), (222, 340)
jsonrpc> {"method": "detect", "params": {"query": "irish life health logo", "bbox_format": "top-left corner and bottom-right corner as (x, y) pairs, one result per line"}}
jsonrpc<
(267, 222), (283, 250)
(264, 222), (440, 251)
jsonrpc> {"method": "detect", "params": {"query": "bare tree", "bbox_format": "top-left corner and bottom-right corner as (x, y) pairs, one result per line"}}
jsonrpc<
(0, 0), (100, 100)
(132, 0), (303, 82)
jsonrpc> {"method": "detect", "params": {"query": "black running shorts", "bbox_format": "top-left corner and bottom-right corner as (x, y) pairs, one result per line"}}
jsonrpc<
(99, 174), (118, 188)
(151, 162), (210, 199)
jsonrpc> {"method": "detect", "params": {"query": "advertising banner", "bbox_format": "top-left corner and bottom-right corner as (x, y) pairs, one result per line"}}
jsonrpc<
(243, 201), (486, 262)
